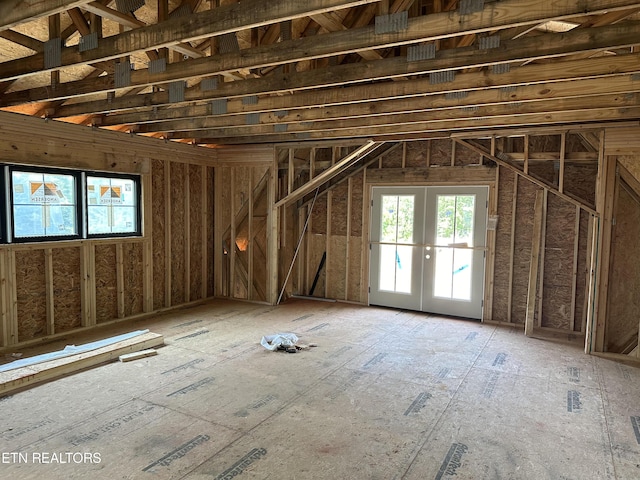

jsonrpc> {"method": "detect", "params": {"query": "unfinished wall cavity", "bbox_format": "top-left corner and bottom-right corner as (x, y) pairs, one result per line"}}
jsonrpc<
(490, 132), (598, 334)
(0, 114), (217, 348)
(277, 133), (598, 339)
(214, 147), (272, 303)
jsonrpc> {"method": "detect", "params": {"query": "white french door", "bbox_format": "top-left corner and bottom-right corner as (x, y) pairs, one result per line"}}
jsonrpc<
(369, 186), (488, 319)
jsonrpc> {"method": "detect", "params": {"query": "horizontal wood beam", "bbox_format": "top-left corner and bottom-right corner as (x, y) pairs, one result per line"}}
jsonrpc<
(131, 74), (640, 134)
(0, 0), (93, 31)
(3, 1), (640, 104)
(168, 91), (640, 139)
(0, 0), (380, 81)
(365, 165), (497, 184)
(197, 106), (640, 144)
(82, 2), (205, 59)
(0, 110), (218, 169)
(49, 23), (640, 118)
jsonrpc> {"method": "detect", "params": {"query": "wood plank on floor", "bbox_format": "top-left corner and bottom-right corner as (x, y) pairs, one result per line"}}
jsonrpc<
(0, 332), (164, 396)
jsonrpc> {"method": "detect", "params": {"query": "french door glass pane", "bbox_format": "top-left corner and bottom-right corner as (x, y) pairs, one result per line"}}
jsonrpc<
(381, 195), (414, 243)
(379, 194), (415, 294)
(433, 194), (475, 301)
(379, 245), (413, 294)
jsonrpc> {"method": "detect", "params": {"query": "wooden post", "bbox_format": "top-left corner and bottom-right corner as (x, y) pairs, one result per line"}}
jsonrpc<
(426, 139), (431, 167)
(536, 189), (548, 327)
(267, 166), (279, 304)
(559, 132), (566, 193)
(201, 165), (209, 299)
(305, 203), (313, 294)
(7, 250), (17, 345)
(288, 148), (294, 195)
(525, 190), (544, 336)
(402, 142), (407, 169)
(361, 169), (371, 304)
(507, 173), (518, 323)
(325, 190), (333, 299)
(142, 171), (154, 312)
(296, 204), (305, 296)
(592, 133), (615, 352)
(345, 177), (353, 301)
(164, 161), (172, 307)
(49, 14), (60, 88)
(230, 169), (236, 298)
(248, 168), (255, 300)
(483, 167), (499, 321)
(450, 139), (456, 167)
(116, 243), (125, 318)
(214, 166), (223, 297)
(184, 165), (191, 302)
(0, 248), (18, 346)
(523, 134), (529, 175)
(310, 147), (316, 179)
(570, 205), (581, 331)
(582, 214), (594, 335)
(44, 248), (55, 335)
(80, 243), (96, 327)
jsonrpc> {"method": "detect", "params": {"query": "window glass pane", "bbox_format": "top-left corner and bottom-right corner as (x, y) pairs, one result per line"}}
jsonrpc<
(433, 194), (476, 301)
(381, 194), (414, 244)
(86, 176), (138, 235)
(454, 195), (475, 245)
(436, 195), (456, 244)
(12, 171), (77, 238)
(381, 195), (398, 243)
(379, 244), (412, 294)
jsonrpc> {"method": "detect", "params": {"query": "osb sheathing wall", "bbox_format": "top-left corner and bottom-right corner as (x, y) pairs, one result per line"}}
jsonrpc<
(150, 160), (215, 311)
(280, 133), (600, 337)
(490, 134), (597, 335)
(0, 111), (217, 348)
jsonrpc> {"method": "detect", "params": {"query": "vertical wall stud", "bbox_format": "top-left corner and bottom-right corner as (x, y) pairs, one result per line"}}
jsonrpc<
(507, 173), (518, 323)
(201, 165), (209, 299)
(248, 169), (255, 300)
(44, 248), (55, 335)
(570, 205), (581, 332)
(559, 132), (566, 193)
(164, 161), (172, 307)
(184, 165), (191, 302)
(525, 190), (544, 336)
(536, 189), (548, 327)
(142, 171), (154, 312)
(116, 244), (125, 318)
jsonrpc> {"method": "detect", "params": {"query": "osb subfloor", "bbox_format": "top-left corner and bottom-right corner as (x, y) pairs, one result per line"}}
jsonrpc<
(1, 299), (639, 479)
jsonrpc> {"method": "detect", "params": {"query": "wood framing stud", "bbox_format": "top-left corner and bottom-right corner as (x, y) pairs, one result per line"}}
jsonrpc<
(525, 190), (544, 337)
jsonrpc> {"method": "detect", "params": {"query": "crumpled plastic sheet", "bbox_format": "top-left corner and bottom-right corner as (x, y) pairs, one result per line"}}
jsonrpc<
(260, 333), (299, 351)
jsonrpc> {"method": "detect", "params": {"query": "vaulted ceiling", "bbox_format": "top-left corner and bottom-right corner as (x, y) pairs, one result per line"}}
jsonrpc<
(2, 0), (640, 147)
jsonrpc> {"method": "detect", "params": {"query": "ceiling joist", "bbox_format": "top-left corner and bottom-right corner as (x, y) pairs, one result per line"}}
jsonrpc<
(2, 0), (640, 145)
